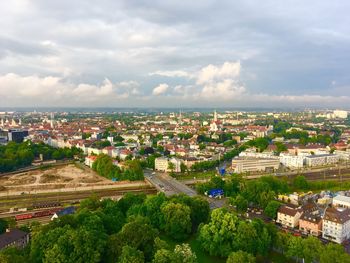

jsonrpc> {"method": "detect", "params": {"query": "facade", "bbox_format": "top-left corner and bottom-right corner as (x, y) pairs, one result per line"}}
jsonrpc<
(84, 155), (97, 168)
(322, 207), (350, 244)
(0, 229), (30, 250)
(299, 213), (322, 236)
(155, 157), (181, 173)
(333, 195), (350, 209)
(305, 154), (339, 167)
(279, 153), (304, 169)
(276, 204), (302, 228)
(8, 129), (29, 143)
(231, 157), (280, 173)
(334, 110), (348, 119)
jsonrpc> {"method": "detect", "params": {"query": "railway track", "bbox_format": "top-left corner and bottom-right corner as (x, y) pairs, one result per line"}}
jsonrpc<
(0, 186), (157, 211)
(16, 215), (52, 226)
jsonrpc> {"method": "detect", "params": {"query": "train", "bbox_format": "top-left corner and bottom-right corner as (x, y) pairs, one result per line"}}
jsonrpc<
(15, 208), (61, 221)
(32, 201), (61, 209)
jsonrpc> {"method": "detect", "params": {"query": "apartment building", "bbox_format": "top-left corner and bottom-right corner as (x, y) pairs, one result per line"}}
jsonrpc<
(277, 204), (303, 228)
(322, 207), (350, 244)
(231, 157), (280, 173)
(305, 154), (339, 167)
(279, 153), (304, 169)
(299, 213), (322, 236)
(155, 157), (181, 173)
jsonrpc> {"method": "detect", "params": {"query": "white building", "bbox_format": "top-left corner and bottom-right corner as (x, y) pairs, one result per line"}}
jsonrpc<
(305, 154), (340, 167)
(333, 195), (350, 209)
(85, 155), (98, 168)
(322, 207), (350, 244)
(277, 204), (303, 228)
(231, 157), (280, 173)
(334, 110), (348, 119)
(155, 157), (181, 173)
(279, 153), (304, 169)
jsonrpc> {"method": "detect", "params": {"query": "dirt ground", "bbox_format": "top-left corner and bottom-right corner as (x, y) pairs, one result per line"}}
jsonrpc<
(0, 164), (114, 193)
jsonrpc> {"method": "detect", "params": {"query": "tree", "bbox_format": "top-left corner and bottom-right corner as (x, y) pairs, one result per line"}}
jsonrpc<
(264, 201), (281, 219)
(319, 243), (350, 263)
(198, 209), (239, 257)
(234, 221), (258, 254)
(153, 249), (174, 263)
(286, 236), (304, 261)
(153, 244), (197, 263)
(293, 176), (309, 190)
(173, 243), (197, 263)
(227, 251), (255, 263)
(0, 219), (8, 234)
(118, 217), (158, 261)
(180, 163), (187, 173)
(168, 162), (175, 175)
(302, 236), (322, 263)
(161, 203), (191, 241)
(232, 195), (248, 213)
(119, 245), (144, 263)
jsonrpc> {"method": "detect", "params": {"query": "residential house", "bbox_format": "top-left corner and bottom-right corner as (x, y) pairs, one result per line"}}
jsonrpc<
(322, 207), (350, 244)
(276, 204), (303, 228)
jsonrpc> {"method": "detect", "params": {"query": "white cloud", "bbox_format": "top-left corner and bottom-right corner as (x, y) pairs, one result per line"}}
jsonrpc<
(196, 62), (241, 85)
(0, 73), (136, 106)
(152, 83), (169, 95)
(149, 70), (192, 78)
(199, 79), (246, 100)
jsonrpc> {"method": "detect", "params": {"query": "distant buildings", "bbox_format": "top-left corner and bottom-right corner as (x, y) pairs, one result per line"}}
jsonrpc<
(0, 129), (29, 143)
(155, 157), (181, 173)
(333, 110), (348, 119)
(304, 154), (339, 167)
(231, 157), (280, 173)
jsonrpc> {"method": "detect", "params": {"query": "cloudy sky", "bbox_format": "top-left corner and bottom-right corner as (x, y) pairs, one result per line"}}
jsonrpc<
(0, 0), (349, 108)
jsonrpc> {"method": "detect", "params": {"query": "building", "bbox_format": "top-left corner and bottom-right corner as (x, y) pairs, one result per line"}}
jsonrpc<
(279, 153), (304, 169)
(322, 207), (350, 244)
(299, 213), (322, 236)
(8, 129), (29, 143)
(85, 155), (98, 168)
(276, 204), (303, 228)
(333, 195), (350, 209)
(0, 229), (30, 250)
(155, 157), (181, 173)
(231, 157), (280, 173)
(304, 154), (339, 167)
(334, 110), (348, 119)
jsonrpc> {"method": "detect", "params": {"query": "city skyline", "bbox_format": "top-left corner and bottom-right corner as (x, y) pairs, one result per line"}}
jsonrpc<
(0, 1), (349, 107)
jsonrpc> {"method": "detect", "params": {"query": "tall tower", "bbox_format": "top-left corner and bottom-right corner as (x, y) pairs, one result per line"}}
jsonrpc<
(179, 110), (182, 124)
(50, 113), (54, 129)
(213, 110), (218, 122)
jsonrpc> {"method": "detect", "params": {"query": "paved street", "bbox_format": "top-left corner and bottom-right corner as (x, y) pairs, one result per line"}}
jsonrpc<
(144, 170), (226, 209)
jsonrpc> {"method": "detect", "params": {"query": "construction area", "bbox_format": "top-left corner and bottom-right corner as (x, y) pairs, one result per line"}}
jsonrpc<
(0, 164), (149, 196)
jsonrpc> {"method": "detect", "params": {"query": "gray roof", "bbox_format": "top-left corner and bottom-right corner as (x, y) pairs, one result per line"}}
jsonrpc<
(0, 229), (29, 249)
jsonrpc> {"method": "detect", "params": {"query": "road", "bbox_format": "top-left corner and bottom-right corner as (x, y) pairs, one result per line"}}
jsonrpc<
(144, 170), (226, 209)
(144, 170), (196, 196)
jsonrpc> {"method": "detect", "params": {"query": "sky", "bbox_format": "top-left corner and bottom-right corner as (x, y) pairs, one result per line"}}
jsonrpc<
(0, 0), (349, 108)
